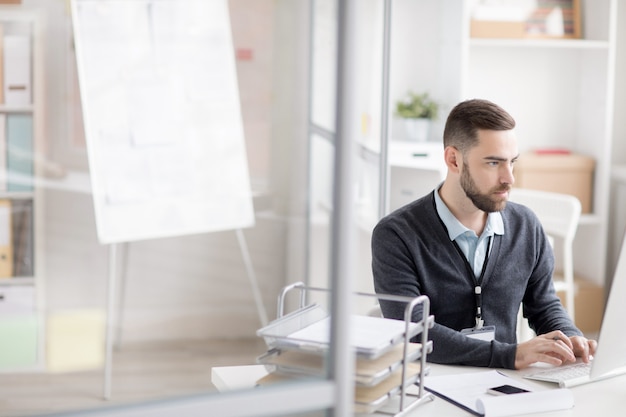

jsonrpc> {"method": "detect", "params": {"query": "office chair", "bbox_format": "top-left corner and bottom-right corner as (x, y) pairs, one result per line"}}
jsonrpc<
(508, 188), (582, 341)
(367, 304), (383, 318)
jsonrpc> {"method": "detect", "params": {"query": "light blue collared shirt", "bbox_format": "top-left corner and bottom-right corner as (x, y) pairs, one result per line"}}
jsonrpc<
(434, 187), (504, 279)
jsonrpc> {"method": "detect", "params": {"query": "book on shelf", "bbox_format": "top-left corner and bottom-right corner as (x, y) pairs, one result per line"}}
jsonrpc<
(0, 198), (13, 278)
(6, 113), (33, 192)
(2, 34), (31, 106)
(533, 147), (572, 155)
(0, 23), (4, 104)
(10, 198), (33, 277)
(0, 113), (6, 191)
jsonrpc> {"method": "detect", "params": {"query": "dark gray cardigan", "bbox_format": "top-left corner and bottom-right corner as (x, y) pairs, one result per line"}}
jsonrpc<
(371, 191), (581, 369)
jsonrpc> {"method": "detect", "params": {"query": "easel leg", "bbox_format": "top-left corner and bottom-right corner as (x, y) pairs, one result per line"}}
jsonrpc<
(114, 242), (129, 349)
(104, 243), (118, 400)
(235, 229), (268, 326)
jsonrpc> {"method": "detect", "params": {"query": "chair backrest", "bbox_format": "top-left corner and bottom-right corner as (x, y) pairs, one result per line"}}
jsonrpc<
(367, 304), (383, 318)
(509, 188), (582, 329)
(508, 188), (581, 244)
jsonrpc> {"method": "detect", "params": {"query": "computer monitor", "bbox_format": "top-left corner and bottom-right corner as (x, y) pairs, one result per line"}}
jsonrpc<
(590, 229), (626, 378)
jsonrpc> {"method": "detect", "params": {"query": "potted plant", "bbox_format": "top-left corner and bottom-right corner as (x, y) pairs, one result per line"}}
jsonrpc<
(395, 91), (439, 141)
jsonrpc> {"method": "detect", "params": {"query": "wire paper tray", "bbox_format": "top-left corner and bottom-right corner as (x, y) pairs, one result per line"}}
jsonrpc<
(255, 362), (423, 415)
(258, 282), (435, 416)
(257, 342), (431, 387)
(255, 303), (326, 351)
(257, 303), (422, 359)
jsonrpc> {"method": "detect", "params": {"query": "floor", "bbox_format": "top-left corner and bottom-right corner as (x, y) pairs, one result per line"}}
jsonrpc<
(0, 338), (267, 417)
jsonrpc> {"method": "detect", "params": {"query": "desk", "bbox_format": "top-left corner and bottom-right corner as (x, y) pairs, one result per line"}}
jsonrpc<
(211, 363), (626, 416)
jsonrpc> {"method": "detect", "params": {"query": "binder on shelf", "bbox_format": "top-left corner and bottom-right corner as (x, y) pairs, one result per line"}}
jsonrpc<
(2, 34), (31, 106)
(0, 199), (13, 278)
(6, 114), (33, 192)
(10, 199), (33, 277)
(0, 285), (35, 314)
(0, 24), (4, 104)
(0, 114), (7, 191)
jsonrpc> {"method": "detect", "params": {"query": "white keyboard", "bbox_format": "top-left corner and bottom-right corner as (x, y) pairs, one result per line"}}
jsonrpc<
(524, 362), (592, 388)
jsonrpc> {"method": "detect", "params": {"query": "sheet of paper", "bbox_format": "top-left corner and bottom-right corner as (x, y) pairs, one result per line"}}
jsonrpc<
(476, 388), (574, 417)
(425, 370), (574, 416)
(287, 315), (417, 354)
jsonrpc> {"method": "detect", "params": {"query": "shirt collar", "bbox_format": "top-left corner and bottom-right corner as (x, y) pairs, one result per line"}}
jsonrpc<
(434, 185), (504, 241)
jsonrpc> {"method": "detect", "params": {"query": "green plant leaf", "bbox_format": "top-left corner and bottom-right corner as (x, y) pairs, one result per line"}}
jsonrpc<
(395, 92), (439, 119)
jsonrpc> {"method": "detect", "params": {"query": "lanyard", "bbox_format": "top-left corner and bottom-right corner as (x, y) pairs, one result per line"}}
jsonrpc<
(453, 235), (493, 329)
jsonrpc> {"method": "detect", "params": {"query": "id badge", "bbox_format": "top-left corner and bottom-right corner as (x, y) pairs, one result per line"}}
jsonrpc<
(461, 325), (496, 341)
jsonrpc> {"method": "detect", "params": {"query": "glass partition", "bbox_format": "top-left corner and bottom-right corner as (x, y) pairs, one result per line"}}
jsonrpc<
(0, 0), (397, 415)
(307, 0), (387, 311)
(0, 0), (336, 416)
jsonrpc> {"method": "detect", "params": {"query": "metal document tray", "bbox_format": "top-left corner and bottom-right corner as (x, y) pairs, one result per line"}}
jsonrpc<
(256, 303), (422, 359)
(257, 342), (430, 387)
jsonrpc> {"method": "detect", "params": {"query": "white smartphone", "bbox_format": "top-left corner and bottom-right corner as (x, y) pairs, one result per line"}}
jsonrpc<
(486, 384), (530, 396)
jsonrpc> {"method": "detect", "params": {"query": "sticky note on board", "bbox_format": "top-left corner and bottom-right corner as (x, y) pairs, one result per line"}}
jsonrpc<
(47, 309), (105, 373)
(0, 315), (38, 369)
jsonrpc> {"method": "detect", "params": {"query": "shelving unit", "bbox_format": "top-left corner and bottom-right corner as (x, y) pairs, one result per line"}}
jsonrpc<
(0, 6), (45, 372)
(467, 0), (616, 286)
(387, 0), (617, 286)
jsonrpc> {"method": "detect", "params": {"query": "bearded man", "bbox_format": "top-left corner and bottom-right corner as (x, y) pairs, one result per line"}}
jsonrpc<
(372, 99), (596, 370)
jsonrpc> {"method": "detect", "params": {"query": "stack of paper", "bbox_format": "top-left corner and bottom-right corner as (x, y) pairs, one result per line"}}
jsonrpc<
(425, 370), (574, 417)
(258, 342), (423, 387)
(257, 362), (423, 414)
(255, 304), (433, 414)
(257, 304), (425, 359)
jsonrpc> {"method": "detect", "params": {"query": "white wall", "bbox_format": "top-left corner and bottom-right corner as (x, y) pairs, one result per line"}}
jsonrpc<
(612, 2), (626, 164)
(607, 1), (626, 280)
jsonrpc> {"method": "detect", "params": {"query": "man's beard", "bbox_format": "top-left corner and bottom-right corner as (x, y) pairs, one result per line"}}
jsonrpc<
(460, 163), (510, 212)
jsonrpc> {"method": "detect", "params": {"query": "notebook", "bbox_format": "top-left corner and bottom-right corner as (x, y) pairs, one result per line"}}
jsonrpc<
(524, 230), (626, 387)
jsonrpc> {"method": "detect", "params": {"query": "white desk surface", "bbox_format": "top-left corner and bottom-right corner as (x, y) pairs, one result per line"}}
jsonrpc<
(388, 141), (446, 172)
(211, 362), (626, 416)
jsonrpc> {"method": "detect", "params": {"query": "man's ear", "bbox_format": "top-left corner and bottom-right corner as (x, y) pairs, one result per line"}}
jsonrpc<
(444, 146), (461, 173)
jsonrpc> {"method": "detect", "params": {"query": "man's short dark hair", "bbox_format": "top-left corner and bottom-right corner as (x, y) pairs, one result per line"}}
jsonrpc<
(443, 99), (516, 153)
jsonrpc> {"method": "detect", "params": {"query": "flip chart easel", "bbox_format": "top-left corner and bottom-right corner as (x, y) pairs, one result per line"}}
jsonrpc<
(70, 0), (267, 399)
